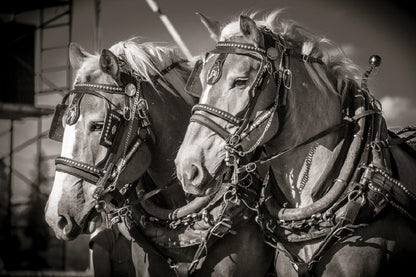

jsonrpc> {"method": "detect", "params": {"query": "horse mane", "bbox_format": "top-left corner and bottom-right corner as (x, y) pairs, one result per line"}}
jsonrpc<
(109, 37), (195, 105)
(220, 10), (361, 97)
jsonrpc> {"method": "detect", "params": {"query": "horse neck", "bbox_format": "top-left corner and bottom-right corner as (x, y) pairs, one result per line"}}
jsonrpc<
(267, 60), (343, 207)
(144, 83), (193, 208)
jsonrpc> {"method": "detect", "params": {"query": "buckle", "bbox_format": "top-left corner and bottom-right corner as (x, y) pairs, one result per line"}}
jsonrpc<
(227, 134), (241, 146)
(244, 162), (257, 173)
(224, 151), (236, 167)
(123, 106), (132, 120)
(137, 99), (149, 118)
(210, 219), (233, 237)
(283, 69), (292, 89)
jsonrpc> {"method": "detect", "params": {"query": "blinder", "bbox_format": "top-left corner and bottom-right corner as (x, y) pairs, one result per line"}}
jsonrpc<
(49, 104), (68, 142)
(185, 59), (203, 97)
(48, 88), (125, 149)
(207, 53), (228, 85)
(100, 110), (124, 148)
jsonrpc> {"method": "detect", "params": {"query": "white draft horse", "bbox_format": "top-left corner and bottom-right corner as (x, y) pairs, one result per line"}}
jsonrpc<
(176, 11), (416, 276)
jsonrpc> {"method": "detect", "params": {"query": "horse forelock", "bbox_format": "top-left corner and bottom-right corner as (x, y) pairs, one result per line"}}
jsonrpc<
(220, 10), (361, 97)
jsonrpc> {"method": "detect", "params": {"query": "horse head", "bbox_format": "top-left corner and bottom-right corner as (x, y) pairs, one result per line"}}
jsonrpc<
(176, 12), (354, 199)
(45, 39), (194, 240)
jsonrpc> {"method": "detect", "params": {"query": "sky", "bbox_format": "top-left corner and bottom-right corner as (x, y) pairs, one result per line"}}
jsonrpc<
(1, 0), (415, 207)
(72, 0), (416, 126)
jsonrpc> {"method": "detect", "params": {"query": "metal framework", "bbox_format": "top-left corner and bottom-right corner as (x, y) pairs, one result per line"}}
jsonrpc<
(0, 0), (74, 271)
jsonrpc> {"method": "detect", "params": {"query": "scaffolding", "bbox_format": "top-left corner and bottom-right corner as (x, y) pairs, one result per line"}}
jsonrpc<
(0, 0), (79, 272)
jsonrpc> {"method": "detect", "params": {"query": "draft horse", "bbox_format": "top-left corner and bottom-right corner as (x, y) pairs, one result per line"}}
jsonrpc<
(44, 38), (272, 276)
(176, 12), (416, 276)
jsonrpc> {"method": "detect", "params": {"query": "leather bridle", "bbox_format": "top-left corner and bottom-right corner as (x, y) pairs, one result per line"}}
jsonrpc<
(50, 56), (186, 209)
(189, 27), (325, 181)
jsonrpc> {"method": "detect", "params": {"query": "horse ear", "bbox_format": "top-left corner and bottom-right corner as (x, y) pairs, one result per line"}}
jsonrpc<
(239, 15), (263, 48)
(69, 43), (90, 70)
(99, 49), (119, 77)
(196, 12), (221, 42)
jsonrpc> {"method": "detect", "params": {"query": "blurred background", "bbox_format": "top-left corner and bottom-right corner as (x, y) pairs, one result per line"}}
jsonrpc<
(0, 0), (414, 275)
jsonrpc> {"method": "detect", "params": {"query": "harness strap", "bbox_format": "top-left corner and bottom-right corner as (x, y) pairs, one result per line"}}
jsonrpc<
(363, 165), (416, 221)
(307, 201), (366, 273)
(124, 217), (184, 277)
(238, 121), (350, 174)
(190, 113), (230, 140)
(285, 49), (324, 65)
(192, 104), (242, 126)
(55, 157), (103, 184)
(150, 59), (188, 83)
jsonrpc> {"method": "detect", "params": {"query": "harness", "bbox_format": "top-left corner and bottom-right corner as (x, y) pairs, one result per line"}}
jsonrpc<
(186, 28), (335, 184)
(185, 27), (416, 276)
(49, 52), (263, 276)
(49, 69), (159, 209)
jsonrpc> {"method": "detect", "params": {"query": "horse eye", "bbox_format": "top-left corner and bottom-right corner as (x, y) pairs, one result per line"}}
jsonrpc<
(90, 122), (104, 132)
(232, 78), (248, 89)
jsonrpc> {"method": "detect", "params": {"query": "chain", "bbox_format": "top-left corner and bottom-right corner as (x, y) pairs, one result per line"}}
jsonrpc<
(298, 143), (318, 192)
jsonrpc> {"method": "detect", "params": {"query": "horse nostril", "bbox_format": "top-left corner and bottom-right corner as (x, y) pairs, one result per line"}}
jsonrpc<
(187, 164), (199, 182)
(57, 215), (68, 230)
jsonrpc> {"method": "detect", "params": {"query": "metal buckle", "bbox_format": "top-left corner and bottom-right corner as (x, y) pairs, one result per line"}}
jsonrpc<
(210, 219), (233, 237)
(123, 106), (132, 120)
(227, 134), (241, 146)
(225, 153), (233, 167)
(283, 69), (292, 89)
(244, 162), (257, 173)
(137, 99), (149, 118)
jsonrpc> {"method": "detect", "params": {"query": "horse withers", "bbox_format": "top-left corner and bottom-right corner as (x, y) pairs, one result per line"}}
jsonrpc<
(45, 38), (272, 276)
(175, 11), (416, 276)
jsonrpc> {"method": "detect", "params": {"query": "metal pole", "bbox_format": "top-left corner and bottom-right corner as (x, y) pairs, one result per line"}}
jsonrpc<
(93, 0), (101, 51)
(7, 120), (14, 237)
(68, 0), (73, 86)
(37, 118), (42, 187)
(144, 0), (193, 60)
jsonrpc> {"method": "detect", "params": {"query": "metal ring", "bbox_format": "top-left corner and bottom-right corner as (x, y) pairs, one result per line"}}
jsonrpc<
(245, 162), (257, 173)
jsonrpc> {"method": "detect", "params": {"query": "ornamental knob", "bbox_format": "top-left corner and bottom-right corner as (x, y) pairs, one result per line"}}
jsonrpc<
(95, 201), (106, 212)
(369, 55), (381, 67)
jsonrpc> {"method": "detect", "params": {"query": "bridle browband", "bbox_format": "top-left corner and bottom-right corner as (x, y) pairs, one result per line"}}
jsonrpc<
(50, 57), (187, 208)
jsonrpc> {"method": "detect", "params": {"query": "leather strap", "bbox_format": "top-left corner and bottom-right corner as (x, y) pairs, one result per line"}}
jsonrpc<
(190, 113), (230, 140)
(55, 156), (103, 184)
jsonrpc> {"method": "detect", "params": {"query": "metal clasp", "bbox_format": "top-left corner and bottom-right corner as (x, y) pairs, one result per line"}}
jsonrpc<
(123, 106), (132, 121)
(245, 162), (257, 173)
(283, 69), (292, 89)
(210, 218), (234, 237)
(227, 134), (241, 146)
(137, 99), (149, 119)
